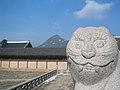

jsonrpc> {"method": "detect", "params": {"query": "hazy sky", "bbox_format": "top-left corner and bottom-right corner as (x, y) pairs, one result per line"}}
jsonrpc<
(0, 0), (120, 47)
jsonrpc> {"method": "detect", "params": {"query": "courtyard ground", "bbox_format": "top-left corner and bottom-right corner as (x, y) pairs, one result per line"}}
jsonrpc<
(0, 69), (45, 90)
(35, 74), (74, 90)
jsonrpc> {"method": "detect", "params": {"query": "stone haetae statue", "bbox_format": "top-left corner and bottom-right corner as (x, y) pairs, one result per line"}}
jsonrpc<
(66, 27), (120, 90)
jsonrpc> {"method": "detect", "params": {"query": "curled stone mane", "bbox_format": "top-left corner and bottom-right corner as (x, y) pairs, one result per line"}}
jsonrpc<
(66, 26), (119, 90)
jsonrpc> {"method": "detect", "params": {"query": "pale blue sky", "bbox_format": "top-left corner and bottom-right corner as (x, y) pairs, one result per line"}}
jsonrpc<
(0, 0), (120, 47)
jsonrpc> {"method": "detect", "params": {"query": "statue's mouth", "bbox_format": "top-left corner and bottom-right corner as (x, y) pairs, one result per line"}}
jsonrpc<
(68, 56), (114, 73)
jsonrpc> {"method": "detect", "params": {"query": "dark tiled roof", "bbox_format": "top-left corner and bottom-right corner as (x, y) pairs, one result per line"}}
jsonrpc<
(0, 48), (66, 56)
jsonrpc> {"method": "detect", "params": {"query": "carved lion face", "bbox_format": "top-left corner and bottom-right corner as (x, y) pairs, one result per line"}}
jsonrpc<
(66, 27), (118, 85)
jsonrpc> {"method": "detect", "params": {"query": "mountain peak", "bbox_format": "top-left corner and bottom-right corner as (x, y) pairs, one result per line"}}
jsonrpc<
(48, 35), (61, 40)
(37, 35), (68, 48)
(52, 35), (60, 38)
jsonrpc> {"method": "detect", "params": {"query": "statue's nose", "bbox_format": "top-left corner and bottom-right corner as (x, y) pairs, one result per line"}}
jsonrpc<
(81, 44), (96, 59)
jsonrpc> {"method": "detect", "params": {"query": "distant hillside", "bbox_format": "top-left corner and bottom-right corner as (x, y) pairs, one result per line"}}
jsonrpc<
(37, 35), (68, 48)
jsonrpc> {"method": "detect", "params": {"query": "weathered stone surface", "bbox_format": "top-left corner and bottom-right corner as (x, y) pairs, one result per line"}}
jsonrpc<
(66, 27), (120, 90)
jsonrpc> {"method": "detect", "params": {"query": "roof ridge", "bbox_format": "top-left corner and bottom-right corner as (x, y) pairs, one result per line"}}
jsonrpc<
(7, 40), (30, 43)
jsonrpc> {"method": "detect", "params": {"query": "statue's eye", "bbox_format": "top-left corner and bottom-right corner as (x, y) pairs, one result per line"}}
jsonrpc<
(94, 40), (104, 48)
(75, 41), (84, 49)
(75, 42), (81, 49)
(74, 37), (84, 49)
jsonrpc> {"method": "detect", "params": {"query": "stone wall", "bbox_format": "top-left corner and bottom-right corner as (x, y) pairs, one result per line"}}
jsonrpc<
(0, 59), (68, 70)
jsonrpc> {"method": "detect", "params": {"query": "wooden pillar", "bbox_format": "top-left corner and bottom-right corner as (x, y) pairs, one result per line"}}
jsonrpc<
(46, 59), (48, 69)
(56, 60), (58, 69)
(0, 60), (2, 67)
(36, 59), (38, 69)
(17, 60), (19, 69)
(9, 60), (11, 68)
(27, 60), (29, 69)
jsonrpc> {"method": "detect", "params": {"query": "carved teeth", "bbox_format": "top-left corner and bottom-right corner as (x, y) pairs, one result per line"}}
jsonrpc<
(83, 64), (99, 72)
